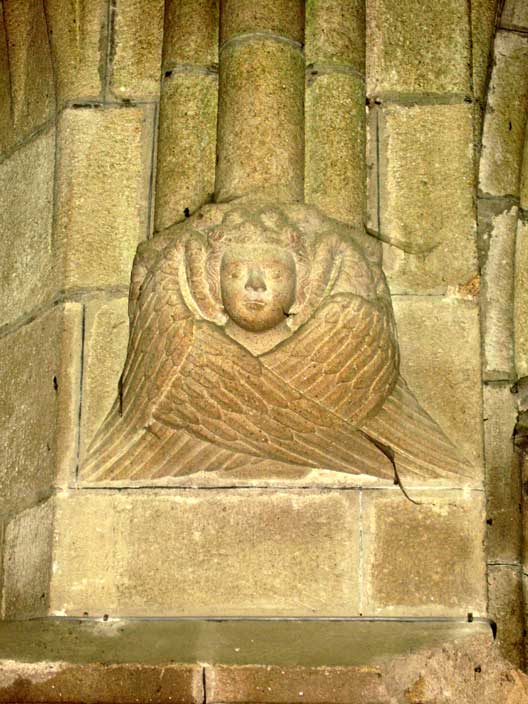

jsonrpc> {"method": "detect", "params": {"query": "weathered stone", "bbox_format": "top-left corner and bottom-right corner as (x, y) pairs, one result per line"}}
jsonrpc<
(0, 661), (203, 704)
(2, 500), (54, 619)
(471, 0), (500, 101)
(488, 565), (524, 667)
(521, 134), (528, 211)
(163, 0), (219, 69)
(155, 72), (218, 230)
(216, 39), (304, 202)
(377, 103), (477, 293)
(206, 664), (389, 704)
(0, 619), (494, 667)
(305, 72), (365, 229)
(366, 105), (379, 232)
(1, 626), (527, 703)
(479, 31), (528, 198)
(484, 383), (522, 564)
(0, 127), (55, 326)
(514, 220), (528, 378)
(55, 106), (154, 290)
(50, 491), (361, 616)
(221, 0), (304, 44)
(0, 13), (12, 156)
(3, 0), (55, 141)
(0, 520), (4, 610)
(0, 305), (82, 516)
(479, 202), (517, 378)
(362, 489), (487, 616)
(366, 0), (471, 97)
(109, 0), (164, 99)
(79, 298), (129, 459)
(393, 297), (484, 472)
(45, 0), (105, 104)
(502, 0), (528, 31)
(305, 0), (365, 69)
(385, 637), (528, 703)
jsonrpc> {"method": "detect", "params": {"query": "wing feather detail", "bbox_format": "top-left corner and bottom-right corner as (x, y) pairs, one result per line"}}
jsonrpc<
(152, 321), (394, 479)
(262, 293), (399, 425)
(361, 377), (473, 479)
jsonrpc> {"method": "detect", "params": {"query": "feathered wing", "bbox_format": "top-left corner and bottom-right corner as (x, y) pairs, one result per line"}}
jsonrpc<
(153, 320), (395, 479)
(81, 237), (194, 480)
(262, 293), (399, 425)
(82, 236), (394, 481)
(263, 293), (470, 481)
(360, 377), (473, 479)
(82, 233), (259, 481)
(82, 227), (469, 483)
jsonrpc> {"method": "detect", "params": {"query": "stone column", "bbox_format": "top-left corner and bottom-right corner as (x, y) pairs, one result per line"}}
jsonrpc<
(215, 0), (305, 203)
(155, 0), (219, 231)
(305, 0), (366, 228)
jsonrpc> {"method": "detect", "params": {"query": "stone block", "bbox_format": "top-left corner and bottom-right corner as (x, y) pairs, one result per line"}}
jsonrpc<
(0, 662), (203, 704)
(392, 297), (484, 472)
(514, 220), (528, 378)
(2, 500), (54, 619)
(206, 664), (389, 704)
(79, 297), (129, 458)
(522, 135), (528, 211)
(362, 489), (487, 616)
(471, 0), (500, 101)
(50, 491), (360, 616)
(109, 0), (164, 99)
(502, 0), (528, 30)
(0, 520), (4, 608)
(479, 202), (517, 379)
(0, 127), (55, 326)
(484, 383), (522, 564)
(3, 0), (55, 142)
(0, 14), (12, 156)
(45, 0), (105, 104)
(55, 106), (154, 290)
(376, 103), (477, 293)
(155, 72), (218, 230)
(221, 0), (304, 44)
(305, 0), (365, 69)
(0, 304), (82, 515)
(479, 31), (528, 198)
(216, 39), (304, 203)
(366, 0), (471, 97)
(305, 72), (365, 229)
(163, 0), (219, 69)
(488, 565), (524, 668)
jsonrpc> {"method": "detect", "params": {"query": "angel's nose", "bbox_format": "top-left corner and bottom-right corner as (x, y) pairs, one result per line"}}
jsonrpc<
(245, 268), (267, 292)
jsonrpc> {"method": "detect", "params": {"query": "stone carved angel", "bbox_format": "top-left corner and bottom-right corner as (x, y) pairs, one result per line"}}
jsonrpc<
(81, 202), (468, 482)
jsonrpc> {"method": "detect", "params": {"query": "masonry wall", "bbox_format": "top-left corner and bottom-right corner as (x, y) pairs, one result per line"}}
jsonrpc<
(0, 0), (527, 667)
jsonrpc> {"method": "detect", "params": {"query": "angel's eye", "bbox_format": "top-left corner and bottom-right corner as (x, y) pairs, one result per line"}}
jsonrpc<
(228, 267), (243, 279)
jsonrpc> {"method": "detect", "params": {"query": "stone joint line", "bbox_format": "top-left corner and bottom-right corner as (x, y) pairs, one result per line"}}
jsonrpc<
(219, 31), (304, 53)
(306, 62), (365, 82)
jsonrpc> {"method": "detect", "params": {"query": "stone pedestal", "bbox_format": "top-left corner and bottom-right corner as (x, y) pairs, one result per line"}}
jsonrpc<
(1, 619), (527, 704)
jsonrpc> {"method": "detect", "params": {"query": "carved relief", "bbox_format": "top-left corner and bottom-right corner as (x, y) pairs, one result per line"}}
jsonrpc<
(81, 201), (469, 482)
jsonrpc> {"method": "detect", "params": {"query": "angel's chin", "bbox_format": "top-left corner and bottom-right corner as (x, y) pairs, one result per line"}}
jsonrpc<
(229, 316), (282, 334)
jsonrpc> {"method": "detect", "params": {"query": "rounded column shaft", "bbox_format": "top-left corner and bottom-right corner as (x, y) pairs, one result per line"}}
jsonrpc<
(215, 0), (305, 203)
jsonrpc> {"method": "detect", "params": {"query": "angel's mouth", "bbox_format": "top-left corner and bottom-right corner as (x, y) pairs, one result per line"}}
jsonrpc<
(244, 297), (267, 309)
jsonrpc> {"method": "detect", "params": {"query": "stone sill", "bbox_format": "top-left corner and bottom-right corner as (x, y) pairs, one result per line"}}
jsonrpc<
(0, 618), (500, 703)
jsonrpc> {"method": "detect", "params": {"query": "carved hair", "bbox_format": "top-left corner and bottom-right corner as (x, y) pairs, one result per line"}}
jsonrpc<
(201, 205), (312, 315)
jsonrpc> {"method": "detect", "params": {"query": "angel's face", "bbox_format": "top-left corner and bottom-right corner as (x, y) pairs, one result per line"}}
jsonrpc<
(220, 245), (296, 332)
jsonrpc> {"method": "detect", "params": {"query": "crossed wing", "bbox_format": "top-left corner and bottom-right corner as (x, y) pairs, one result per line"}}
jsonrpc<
(82, 240), (467, 483)
(82, 265), (397, 481)
(262, 294), (399, 425)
